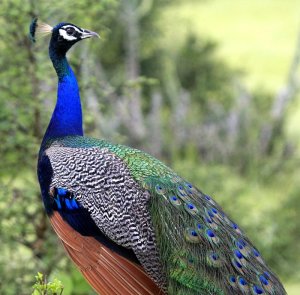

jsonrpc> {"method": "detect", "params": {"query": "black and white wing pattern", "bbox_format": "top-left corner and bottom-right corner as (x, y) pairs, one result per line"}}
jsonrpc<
(43, 144), (166, 290)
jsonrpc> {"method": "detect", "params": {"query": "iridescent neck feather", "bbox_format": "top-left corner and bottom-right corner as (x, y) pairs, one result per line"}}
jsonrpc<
(42, 42), (83, 143)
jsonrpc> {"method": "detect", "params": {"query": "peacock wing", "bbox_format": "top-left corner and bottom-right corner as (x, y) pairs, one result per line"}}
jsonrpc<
(42, 142), (166, 293)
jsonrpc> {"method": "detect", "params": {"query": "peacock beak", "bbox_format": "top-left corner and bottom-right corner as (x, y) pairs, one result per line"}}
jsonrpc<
(81, 29), (100, 39)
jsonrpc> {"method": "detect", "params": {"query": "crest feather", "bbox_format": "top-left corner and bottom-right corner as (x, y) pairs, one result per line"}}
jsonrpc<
(29, 18), (53, 43)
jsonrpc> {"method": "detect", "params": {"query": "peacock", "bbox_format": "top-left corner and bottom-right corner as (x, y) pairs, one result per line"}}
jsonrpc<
(31, 18), (286, 295)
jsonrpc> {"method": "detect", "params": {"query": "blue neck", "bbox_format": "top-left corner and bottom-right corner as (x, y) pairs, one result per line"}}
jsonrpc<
(43, 50), (83, 142)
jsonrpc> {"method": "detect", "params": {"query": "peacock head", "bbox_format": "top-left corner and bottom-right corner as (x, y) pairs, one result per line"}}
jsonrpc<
(29, 18), (99, 56)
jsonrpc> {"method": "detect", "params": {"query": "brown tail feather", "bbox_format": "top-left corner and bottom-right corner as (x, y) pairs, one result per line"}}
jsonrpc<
(49, 211), (164, 295)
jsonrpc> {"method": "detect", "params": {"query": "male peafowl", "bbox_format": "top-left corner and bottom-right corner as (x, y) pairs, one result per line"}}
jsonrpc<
(32, 18), (286, 295)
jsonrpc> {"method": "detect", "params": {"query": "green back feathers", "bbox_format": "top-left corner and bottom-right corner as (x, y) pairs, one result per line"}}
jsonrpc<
(46, 136), (174, 181)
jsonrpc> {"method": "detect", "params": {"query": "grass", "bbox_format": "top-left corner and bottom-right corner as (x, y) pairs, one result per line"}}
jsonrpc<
(160, 0), (300, 91)
(286, 283), (300, 295)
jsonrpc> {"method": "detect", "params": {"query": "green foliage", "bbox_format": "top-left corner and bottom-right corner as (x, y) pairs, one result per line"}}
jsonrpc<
(32, 272), (64, 295)
(268, 183), (300, 277)
(176, 34), (236, 111)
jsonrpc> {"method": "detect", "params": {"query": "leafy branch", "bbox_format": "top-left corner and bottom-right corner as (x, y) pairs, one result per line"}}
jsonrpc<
(32, 272), (64, 295)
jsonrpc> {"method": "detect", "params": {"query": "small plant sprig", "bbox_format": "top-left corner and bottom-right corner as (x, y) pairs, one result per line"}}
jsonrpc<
(32, 272), (64, 295)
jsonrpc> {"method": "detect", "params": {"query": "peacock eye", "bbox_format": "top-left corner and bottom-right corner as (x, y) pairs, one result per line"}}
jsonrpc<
(66, 27), (75, 35)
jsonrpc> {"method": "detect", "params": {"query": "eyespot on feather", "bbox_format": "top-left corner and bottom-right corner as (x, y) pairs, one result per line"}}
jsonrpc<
(155, 184), (165, 194)
(184, 202), (199, 215)
(169, 195), (182, 207)
(229, 275), (237, 288)
(184, 227), (200, 243)
(205, 228), (219, 244)
(232, 258), (244, 274)
(237, 276), (249, 293)
(252, 285), (264, 294)
(206, 251), (223, 267)
(177, 184), (188, 197)
(259, 273), (274, 293)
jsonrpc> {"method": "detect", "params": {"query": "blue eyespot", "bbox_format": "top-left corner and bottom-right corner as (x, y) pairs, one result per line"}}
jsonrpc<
(234, 249), (243, 259)
(232, 223), (238, 229)
(185, 228), (200, 243)
(229, 276), (236, 283)
(211, 253), (218, 260)
(185, 203), (198, 215)
(169, 195), (182, 207)
(206, 229), (215, 237)
(186, 183), (193, 189)
(208, 210), (214, 217)
(259, 275), (269, 285)
(206, 217), (213, 224)
(197, 223), (203, 230)
(156, 185), (162, 191)
(263, 271), (270, 279)
(190, 230), (198, 237)
(236, 239), (246, 249)
(233, 259), (242, 269)
(238, 277), (247, 286)
(253, 285), (264, 294)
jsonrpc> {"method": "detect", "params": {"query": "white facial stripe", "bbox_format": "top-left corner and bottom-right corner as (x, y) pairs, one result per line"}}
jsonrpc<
(58, 25), (83, 41)
(61, 25), (83, 34)
(58, 28), (77, 41)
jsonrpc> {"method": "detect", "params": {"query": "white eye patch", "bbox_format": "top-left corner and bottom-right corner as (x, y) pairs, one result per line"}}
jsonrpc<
(59, 25), (82, 41)
(59, 28), (77, 41)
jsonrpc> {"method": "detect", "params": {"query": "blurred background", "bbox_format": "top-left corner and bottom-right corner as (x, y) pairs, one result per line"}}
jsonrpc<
(1, 0), (300, 294)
